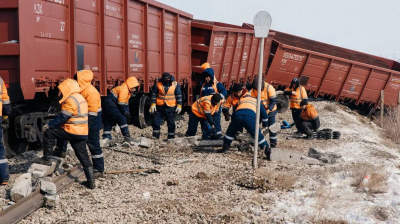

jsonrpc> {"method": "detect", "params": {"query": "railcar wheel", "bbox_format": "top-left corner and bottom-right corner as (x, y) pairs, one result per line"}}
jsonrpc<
(131, 94), (152, 129)
(3, 108), (28, 158)
(276, 92), (289, 113)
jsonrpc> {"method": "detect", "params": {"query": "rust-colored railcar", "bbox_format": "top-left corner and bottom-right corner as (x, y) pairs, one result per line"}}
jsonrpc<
(190, 20), (273, 101)
(242, 23), (400, 108)
(0, 0), (192, 156)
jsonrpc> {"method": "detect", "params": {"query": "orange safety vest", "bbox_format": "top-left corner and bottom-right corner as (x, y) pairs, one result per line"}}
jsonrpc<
(62, 93), (89, 136)
(156, 81), (177, 107)
(236, 93), (257, 113)
(192, 95), (220, 119)
(250, 82), (277, 112)
(200, 78), (219, 96)
(286, 86), (308, 109)
(0, 77), (10, 117)
(301, 104), (319, 121)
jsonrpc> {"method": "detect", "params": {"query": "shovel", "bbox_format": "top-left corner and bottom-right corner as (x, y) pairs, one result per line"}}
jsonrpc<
(105, 169), (160, 175)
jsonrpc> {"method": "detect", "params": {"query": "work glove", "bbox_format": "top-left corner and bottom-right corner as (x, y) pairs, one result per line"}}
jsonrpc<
(175, 105), (182, 114)
(2, 116), (9, 129)
(149, 103), (156, 114)
(125, 113), (132, 123)
(42, 124), (50, 133)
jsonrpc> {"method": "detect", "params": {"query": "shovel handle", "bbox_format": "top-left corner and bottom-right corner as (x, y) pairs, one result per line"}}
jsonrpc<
(105, 169), (152, 174)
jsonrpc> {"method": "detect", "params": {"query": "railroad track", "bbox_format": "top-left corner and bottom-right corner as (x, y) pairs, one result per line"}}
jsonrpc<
(0, 165), (85, 224)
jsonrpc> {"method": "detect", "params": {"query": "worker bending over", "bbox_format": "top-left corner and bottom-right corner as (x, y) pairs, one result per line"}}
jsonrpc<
(55, 70), (104, 178)
(0, 77), (11, 185)
(219, 93), (270, 158)
(250, 77), (278, 148)
(186, 94), (222, 140)
(38, 79), (95, 189)
(222, 83), (247, 121)
(284, 77), (308, 134)
(102, 77), (139, 144)
(298, 99), (320, 139)
(200, 63), (227, 139)
(150, 72), (182, 139)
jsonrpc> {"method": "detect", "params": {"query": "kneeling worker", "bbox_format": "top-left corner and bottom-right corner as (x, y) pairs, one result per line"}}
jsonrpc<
(298, 99), (320, 139)
(222, 83), (247, 121)
(219, 93), (270, 159)
(38, 79), (95, 189)
(149, 72), (182, 139)
(186, 94), (222, 139)
(102, 77), (139, 143)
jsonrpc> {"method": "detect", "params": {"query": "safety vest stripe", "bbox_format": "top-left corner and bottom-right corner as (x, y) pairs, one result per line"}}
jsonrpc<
(89, 112), (98, 116)
(216, 131), (222, 135)
(270, 136), (278, 139)
(103, 131), (112, 134)
(168, 133), (174, 135)
(120, 124), (128, 128)
(153, 130), (160, 133)
(0, 159), (8, 164)
(3, 100), (10, 104)
(69, 95), (87, 116)
(111, 91), (118, 99)
(262, 119), (268, 122)
(118, 102), (129, 105)
(258, 139), (266, 145)
(61, 110), (73, 116)
(225, 135), (234, 140)
(66, 120), (88, 124)
(196, 98), (211, 115)
(92, 154), (104, 159)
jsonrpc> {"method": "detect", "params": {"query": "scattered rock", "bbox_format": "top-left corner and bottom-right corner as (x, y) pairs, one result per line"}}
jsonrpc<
(136, 137), (152, 148)
(308, 148), (342, 164)
(166, 180), (179, 186)
(143, 192), (151, 200)
(177, 159), (196, 164)
(21, 150), (37, 160)
(11, 173), (33, 202)
(28, 162), (57, 176)
(40, 180), (57, 195)
(196, 172), (209, 180)
(236, 176), (270, 192)
(44, 194), (59, 208)
(121, 142), (131, 148)
(62, 164), (74, 169)
(32, 171), (45, 180)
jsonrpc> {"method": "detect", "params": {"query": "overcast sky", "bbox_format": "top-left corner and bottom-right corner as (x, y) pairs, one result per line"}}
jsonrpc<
(162, 0), (400, 61)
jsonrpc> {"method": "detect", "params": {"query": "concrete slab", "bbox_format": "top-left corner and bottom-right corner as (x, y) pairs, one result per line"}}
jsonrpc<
(270, 148), (321, 165)
(28, 161), (57, 176)
(10, 173), (32, 202)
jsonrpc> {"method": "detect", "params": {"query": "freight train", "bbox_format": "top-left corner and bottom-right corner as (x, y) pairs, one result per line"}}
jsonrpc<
(1, 0), (400, 157)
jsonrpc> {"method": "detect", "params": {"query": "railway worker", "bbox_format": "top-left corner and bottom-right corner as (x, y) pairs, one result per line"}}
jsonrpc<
(222, 83), (247, 121)
(250, 77), (278, 148)
(101, 77), (139, 144)
(298, 99), (320, 139)
(185, 94), (222, 140)
(217, 93), (270, 159)
(38, 79), (95, 189)
(199, 62), (227, 139)
(284, 77), (308, 134)
(149, 72), (182, 140)
(54, 70), (105, 178)
(0, 77), (11, 185)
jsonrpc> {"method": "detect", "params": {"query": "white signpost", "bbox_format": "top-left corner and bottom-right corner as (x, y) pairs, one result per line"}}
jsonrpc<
(253, 11), (272, 168)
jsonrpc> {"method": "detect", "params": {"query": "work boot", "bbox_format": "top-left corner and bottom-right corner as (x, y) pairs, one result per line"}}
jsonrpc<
(82, 167), (96, 189)
(53, 148), (66, 158)
(216, 143), (230, 153)
(94, 170), (104, 179)
(264, 145), (271, 161)
(33, 157), (53, 166)
(123, 135), (135, 143)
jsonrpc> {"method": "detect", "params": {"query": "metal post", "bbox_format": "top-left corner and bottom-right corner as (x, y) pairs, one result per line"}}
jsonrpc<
(381, 90), (384, 127)
(253, 37), (265, 169)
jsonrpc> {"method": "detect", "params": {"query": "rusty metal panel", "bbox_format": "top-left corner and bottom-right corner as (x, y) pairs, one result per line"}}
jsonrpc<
(19, 0), (71, 100)
(318, 61), (351, 96)
(384, 74), (400, 106)
(300, 55), (330, 92)
(358, 70), (389, 104)
(177, 16), (191, 84)
(266, 46), (307, 85)
(76, 0), (102, 89)
(237, 34), (252, 82)
(339, 65), (370, 100)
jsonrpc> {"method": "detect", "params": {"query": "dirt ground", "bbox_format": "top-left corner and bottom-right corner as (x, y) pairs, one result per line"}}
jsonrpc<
(2, 101), (400, 223)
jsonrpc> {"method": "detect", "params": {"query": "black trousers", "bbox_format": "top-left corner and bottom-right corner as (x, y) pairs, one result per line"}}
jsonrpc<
(43, 129), (92, 168)
(299, 117), (320, 135)
(291, 108), (302, 131)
